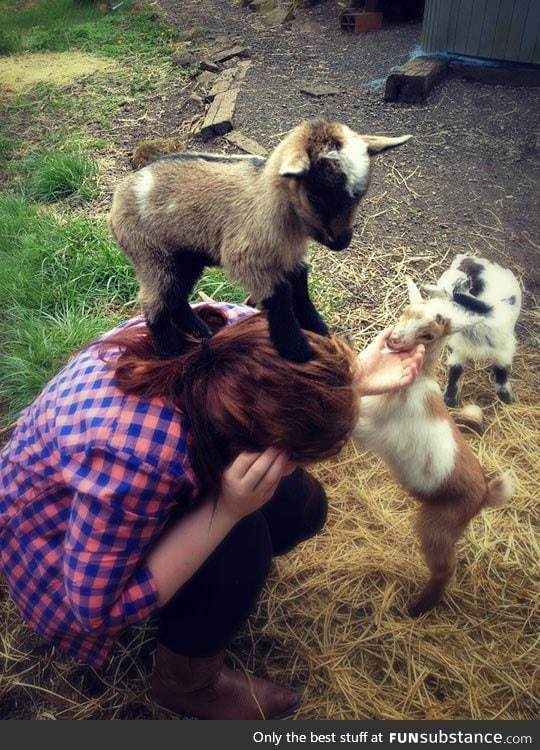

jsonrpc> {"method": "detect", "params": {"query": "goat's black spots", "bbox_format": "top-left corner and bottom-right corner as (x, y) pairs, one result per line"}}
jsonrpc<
(452, 291), (493, 315)
(505, 295), (517, 306)
(457, 257), (485, 296)
(306, 160), (353, 213)
(304, 164), (358, 251)
(444, 364), (463, 407)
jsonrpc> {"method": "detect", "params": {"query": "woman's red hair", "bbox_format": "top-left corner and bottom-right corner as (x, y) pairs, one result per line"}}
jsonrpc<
(98, 307), (359, 498)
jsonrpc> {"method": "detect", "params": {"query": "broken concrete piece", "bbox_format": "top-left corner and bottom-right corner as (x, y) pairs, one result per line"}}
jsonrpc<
(212, 46), (250, 64)
(194, 70), (218, 91)
(264, 5), (295, 27)
(223, 131), (268, 156)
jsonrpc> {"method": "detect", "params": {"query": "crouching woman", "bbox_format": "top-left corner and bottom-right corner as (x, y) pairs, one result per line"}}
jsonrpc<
(0, 303), (423, 720)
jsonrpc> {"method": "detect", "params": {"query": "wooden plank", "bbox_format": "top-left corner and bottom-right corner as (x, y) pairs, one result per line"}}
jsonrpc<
(208, 61), (251, 99)
(384, 57), (447, 103)
(200, 88), (239, 140)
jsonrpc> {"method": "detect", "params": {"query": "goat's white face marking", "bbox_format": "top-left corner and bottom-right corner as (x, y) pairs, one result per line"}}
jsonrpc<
(389, 300), (449, 350)
(327, 126), (370, 198)
(134, 169), (155, 215)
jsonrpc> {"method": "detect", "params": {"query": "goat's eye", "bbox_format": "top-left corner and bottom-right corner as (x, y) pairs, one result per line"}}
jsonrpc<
(308, 192), (324, 209)
(435, 314), (444, 324)
(423, 333), (434, 340)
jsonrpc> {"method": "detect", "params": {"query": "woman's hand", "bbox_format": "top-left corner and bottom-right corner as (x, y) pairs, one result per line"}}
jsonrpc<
(147, 447), (293, 606)
(355, 327), (425, 396)
(218, 447), (292, 522)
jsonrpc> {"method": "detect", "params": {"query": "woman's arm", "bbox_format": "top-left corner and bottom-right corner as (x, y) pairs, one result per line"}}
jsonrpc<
(355, 327), (425, 396)
(146, 447), (290, 606)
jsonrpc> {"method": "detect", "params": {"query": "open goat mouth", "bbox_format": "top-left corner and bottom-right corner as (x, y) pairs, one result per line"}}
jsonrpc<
(386, 338), (404, 352)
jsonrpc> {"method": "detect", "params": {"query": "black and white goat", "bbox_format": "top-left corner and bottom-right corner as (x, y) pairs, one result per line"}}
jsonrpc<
(353, 277), (513, 616)
(108, 119), (410, 361)
(423, 254), (522, 406)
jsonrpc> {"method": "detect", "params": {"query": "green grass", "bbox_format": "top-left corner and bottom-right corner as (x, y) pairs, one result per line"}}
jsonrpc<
(0, 0), (179, 57)
(0, 2), (203, 427)
(0, 194), (140, 426)
(19, 151), (99, 203)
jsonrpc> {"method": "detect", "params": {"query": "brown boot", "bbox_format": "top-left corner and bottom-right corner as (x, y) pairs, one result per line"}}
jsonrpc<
(151, 643), (301, 720)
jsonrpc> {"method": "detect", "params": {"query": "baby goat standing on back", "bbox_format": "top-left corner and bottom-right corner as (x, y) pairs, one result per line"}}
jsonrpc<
(352, 278), (513, 617)
(108, 119), (410, 362)
(424, 254), (522, 406)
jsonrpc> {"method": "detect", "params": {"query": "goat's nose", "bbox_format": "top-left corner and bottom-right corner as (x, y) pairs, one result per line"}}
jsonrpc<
(388, 335), (401, 349)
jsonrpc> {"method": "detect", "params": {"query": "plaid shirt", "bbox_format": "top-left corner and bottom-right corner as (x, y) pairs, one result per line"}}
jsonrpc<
(0, 303), (254, 667)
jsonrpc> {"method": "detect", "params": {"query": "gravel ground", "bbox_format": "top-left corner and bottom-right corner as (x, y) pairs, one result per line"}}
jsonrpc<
(152, 0), (539, 338)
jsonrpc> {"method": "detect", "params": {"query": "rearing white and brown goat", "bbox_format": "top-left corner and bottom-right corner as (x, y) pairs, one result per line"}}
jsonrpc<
(352, 278), (513, 617)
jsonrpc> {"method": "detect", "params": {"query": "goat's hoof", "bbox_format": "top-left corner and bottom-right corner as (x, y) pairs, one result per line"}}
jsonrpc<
(408, 593), (440, 618)
(408, 601), (424, 618)
(276, 340), (315, 363)
(497, 390), (512, 404)
(444, 393), (457, 408)
(303, 317), (330, 337)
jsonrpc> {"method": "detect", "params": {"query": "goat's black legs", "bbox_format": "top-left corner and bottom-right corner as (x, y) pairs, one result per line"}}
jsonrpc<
(147, 251), (211, 358)
(443, 363), (463, 407)
(262, 280), (314, 363)
(493, 365), (512, 403)
(262, 264), (330, 362)
(286, 263), (329, 336)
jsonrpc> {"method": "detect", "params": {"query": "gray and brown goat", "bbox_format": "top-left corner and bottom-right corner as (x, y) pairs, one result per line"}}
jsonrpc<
(108, 119), (411, 361)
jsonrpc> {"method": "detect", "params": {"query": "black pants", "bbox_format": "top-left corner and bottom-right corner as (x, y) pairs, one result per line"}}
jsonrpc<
(156, 468), (327, 658)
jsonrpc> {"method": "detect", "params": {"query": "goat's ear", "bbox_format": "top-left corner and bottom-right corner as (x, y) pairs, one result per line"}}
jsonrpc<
(421, 283), (447, 299)
(406, 276), (423, 304)
(360, 134), (412, 154)
(279, 152), (310, 177)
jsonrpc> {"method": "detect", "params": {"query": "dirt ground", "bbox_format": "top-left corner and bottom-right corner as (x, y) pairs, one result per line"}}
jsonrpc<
(136, 0), (539, 344)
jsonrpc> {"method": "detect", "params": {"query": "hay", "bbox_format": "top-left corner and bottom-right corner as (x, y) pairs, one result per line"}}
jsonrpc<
(1, 247), (538, 719)
(0, 52), (118, 97)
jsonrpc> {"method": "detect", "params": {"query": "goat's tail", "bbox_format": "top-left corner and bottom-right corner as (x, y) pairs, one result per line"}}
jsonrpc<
(485, 469), (515, 508)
